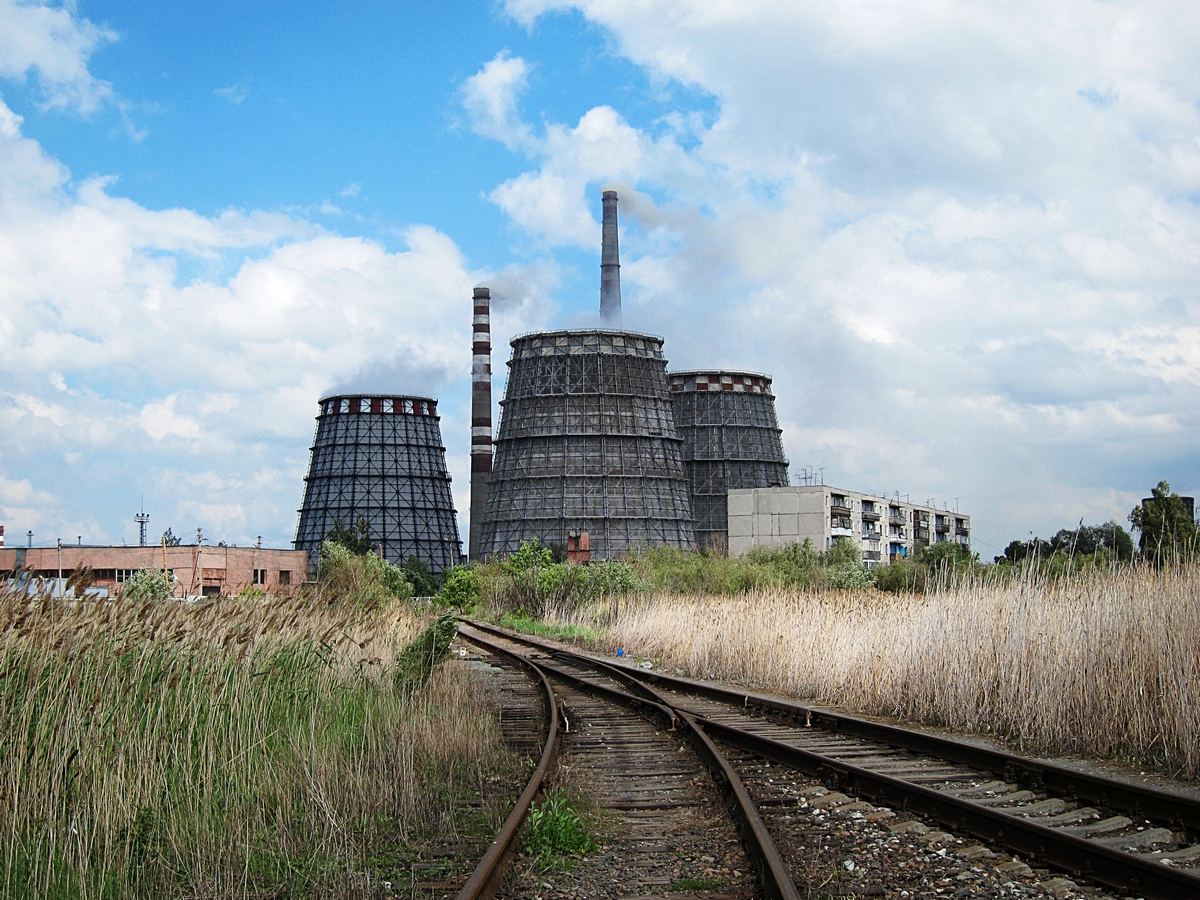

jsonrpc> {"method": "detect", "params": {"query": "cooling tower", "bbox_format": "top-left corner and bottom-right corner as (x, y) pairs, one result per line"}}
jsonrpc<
(478, 330), (695, 559)
(669, 371), (789, 554)
(294, 394), (462, 575)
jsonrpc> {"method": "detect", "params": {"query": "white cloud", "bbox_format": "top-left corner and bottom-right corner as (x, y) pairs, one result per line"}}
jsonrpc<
(214, 81), (249, 105)
(0, 0), (116, 113)
(460, 50), (535, 151)
(477, 0), (1200, 551)
(0, 92), (551, 546)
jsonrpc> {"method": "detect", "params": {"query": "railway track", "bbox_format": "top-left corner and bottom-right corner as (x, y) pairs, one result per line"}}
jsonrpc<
(456, 618), (1200, 900)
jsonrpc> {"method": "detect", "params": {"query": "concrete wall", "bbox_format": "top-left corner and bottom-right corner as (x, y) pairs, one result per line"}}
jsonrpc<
(728, 487), (826, 555)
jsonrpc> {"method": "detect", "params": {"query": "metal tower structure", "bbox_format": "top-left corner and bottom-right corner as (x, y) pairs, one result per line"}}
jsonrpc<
(669, 371), (789, 554)
(294, 394), (462, 575)
(478, 330), (695, 559)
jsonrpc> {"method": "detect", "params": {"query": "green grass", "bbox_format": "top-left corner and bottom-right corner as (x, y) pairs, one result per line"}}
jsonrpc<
(0, 592), (513, 899)
(668, 875), (725, 891)
(524, 791), (597, 870)
(498, 613), (601, 644)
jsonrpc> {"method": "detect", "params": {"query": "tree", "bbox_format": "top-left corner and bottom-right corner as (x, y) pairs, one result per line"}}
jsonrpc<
(1129, 481), (1197, 562)
(401, 557), (440, 596)
(326, 516), (375, 556)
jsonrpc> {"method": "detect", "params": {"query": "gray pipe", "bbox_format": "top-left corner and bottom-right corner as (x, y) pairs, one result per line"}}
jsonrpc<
(600, 190), (622, 327)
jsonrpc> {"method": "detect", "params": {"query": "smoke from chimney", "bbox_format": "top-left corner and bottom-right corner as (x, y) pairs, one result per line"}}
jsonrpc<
(600, 190), (622, 327)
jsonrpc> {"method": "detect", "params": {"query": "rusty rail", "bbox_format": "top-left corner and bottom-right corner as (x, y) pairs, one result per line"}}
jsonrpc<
(461, 618), (1200, 900)
(454, 623), (561, 900)
(459, 622), (802, 900)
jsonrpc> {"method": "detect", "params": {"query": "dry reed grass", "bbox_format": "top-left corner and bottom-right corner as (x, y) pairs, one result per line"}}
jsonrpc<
(0, 590), (511, 898)
(555, 565), (1200, 779)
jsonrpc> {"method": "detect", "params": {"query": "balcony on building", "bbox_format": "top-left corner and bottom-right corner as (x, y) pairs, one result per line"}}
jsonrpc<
(862, 524), (882, 539)
(830, 495), (851, 517)
(863, 550), (882, 562)
(830, 514), (853, 536)
(888, 507), (907, 525)
(935, 523), (950, 534)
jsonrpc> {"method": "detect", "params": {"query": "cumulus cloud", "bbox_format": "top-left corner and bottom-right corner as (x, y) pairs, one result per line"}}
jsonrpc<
(0, 0), (116, 113)
(476, 0), (1200, 551)
(460, 50), (535, 151)
(0, 93), (509, 545)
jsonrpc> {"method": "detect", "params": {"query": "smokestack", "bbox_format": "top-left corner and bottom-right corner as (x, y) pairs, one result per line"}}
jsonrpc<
(468, 286), (493, 560)
(600, 190), (622, 327)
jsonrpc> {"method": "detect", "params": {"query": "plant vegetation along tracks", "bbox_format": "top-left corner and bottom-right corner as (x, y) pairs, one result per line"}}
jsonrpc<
(462, 617), (1200, 900)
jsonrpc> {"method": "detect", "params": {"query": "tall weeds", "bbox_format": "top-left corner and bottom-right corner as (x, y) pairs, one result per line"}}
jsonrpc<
(563, 564), (1200, 779)
(0, 590), (508, 898)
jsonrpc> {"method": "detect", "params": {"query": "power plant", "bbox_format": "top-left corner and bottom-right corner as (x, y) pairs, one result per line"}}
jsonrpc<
(476, 329), (696, 559)
(475, 192), (695, 560)
(296, 189), (797, 570)
(294, 394), (461, 575)
(669, 371), (789, 553)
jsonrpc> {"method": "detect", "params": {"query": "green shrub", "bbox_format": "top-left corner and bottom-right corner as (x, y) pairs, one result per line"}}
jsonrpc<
(119, 568), (174, 603)
(581, 560), (642, 597)
(438, 565), (483, 610)
(393, 613), (458, 692)
(873, 560), (927, 594)
(317, 541), (413, 610)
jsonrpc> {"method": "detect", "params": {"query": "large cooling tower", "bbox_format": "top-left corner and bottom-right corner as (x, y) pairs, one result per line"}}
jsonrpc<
(669, 371), (789, 554)
(478, 330), (695, 559)
(294, 394), (462, 575)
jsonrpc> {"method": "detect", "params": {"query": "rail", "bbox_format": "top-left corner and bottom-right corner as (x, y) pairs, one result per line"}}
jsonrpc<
(462, 618), (1200, 899)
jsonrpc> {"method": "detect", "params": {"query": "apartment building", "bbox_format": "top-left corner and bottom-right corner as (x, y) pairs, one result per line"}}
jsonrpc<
(727, 485), (971, 567)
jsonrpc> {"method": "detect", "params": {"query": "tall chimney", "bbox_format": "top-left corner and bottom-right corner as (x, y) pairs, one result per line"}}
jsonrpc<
(600, 190), (622, 327)
(468, 286), (493, 560)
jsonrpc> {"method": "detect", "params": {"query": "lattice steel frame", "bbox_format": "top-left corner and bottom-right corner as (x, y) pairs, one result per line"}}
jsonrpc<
(669, 371), (789, 554)
(479, 330), (695, 559)
(294, 395), (462, 575)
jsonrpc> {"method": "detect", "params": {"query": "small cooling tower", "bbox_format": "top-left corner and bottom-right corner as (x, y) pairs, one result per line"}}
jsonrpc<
(294, 394), (462, 575)
(669, 371), (789, 554)
(478, 330), (695, 559)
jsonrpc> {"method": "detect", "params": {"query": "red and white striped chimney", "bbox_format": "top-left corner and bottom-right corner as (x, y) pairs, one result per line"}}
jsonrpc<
(468, 286), (492, 560)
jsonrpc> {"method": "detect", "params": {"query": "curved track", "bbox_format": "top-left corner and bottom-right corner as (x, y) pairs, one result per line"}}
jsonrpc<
(456, 622), (803, 900)
(462, 618), (1200, 900)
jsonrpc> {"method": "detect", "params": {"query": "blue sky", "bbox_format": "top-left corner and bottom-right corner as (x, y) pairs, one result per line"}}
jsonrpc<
(2, 0), (1199, 559)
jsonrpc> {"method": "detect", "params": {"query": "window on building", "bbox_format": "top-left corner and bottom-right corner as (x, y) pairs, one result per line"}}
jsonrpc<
(115, 569), (139, 583)
(278, 570), (292, 585)
(253, 569), (267, 585)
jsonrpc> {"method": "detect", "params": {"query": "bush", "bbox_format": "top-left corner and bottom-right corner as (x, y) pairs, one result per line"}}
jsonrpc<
(581, 561), (642, 597)
(393, 613), (458, 692)
(317, 541), (413, 610)
(873, 560), (927, 594)
(438, 565), (483, 610)
(120, 568), (174, 603)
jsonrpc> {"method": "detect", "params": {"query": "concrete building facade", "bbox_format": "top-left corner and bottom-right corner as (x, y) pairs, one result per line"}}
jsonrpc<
(728, 485), (971, 567)
(0, 545), (309, 598)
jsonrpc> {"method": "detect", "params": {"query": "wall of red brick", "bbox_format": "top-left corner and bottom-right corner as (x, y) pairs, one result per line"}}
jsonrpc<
(0, 546), (310, 597)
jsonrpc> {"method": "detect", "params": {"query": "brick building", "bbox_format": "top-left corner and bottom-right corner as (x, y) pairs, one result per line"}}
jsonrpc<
(0, 544), (309, 598)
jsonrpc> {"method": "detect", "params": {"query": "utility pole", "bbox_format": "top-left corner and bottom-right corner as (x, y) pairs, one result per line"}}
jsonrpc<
(56, 539), (62, 597)
(27, 530), (32, 548)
